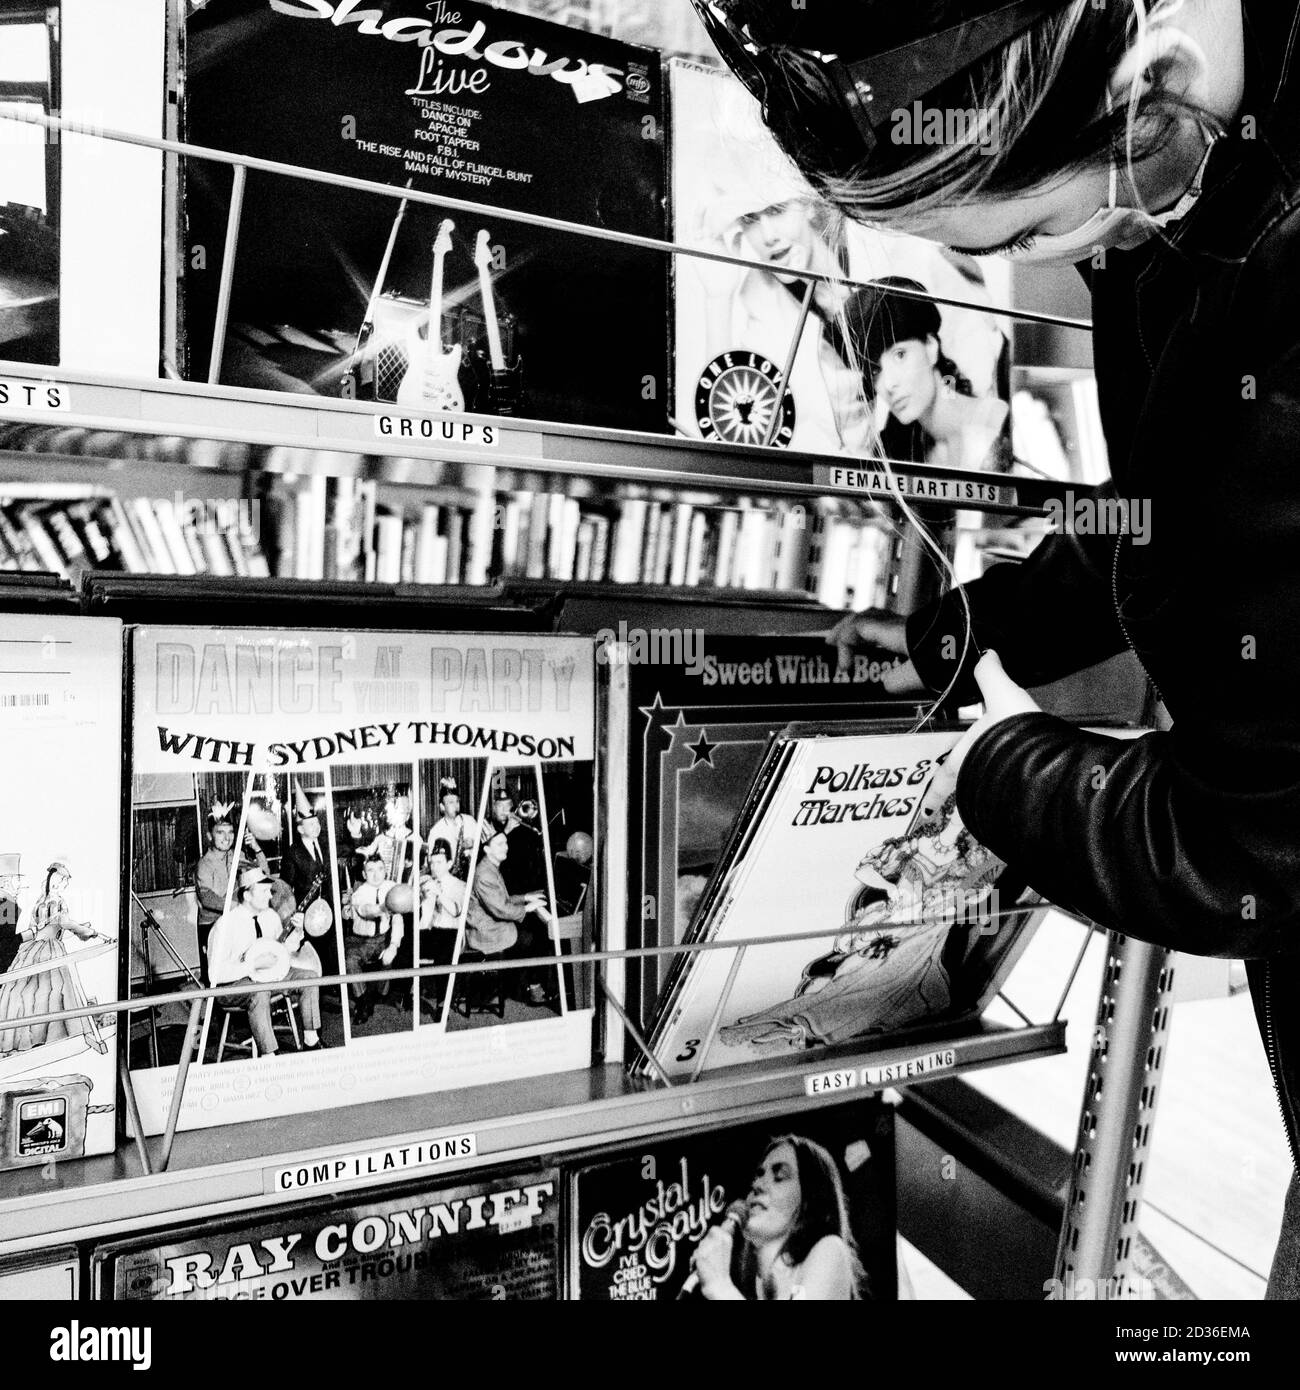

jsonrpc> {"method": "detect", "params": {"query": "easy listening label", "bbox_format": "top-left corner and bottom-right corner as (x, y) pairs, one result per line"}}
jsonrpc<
(862, 1048), (958, 1086)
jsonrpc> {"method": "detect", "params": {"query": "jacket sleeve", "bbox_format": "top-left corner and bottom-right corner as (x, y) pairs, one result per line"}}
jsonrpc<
(957, 711), (1300, 958)
(905, 492), (1129, 705)
(476, 865), (528, 923)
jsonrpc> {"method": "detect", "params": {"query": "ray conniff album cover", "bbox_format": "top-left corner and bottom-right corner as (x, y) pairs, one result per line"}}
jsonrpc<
(569, 1099), (895, 1301)
(183, 0), (667, 431)
(0, 615), (123, 1168)
(639, 724), (1039, 1081)
(94, 1165), (561, 1301)
(125, 626), (597, 1136)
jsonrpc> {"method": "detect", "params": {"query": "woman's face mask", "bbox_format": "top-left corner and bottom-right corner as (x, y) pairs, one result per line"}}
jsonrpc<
(1003, 120), (1222, 266)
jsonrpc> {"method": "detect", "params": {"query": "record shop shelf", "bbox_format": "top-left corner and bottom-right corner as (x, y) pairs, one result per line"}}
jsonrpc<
(0, 1019), (1061, 1253)
(0, 360), (1075, 519)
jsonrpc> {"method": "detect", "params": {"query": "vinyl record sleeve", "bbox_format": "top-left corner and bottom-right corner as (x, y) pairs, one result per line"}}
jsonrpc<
(617, 634), (916, 1032)
(669, 59), (1012, 464)
(183, 0), (667, 432)
(94, 1165), (561, 1300)
(640, 721), (1039, 1080)
(568, 1098), (895, 1301)
(126, 625), (597, 1134)
(0, 614), (122, 1166)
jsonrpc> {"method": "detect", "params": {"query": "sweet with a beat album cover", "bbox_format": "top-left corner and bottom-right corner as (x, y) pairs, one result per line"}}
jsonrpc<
(125, 625), (597, 1135)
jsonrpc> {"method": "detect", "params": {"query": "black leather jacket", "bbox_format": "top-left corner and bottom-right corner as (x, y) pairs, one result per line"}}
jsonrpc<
(905, 1), (1300, 1164)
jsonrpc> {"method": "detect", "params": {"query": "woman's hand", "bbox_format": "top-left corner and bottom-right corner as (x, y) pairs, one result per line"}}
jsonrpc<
(918, 651), (1041, 825)
(691, 1225), (743, 1301)
(825, 608), (927, 694)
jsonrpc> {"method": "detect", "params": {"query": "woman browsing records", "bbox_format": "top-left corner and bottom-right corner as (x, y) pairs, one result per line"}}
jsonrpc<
(694, 0), (1300, 1296)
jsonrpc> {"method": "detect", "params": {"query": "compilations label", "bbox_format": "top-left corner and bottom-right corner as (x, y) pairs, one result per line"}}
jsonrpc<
(268, 1132), (478, 1194)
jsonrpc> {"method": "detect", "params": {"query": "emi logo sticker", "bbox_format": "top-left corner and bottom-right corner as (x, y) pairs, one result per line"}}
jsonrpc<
(17, 1096), (68, 1157)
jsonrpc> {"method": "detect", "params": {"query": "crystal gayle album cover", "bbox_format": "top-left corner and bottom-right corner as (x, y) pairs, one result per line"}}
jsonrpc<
(568, 1098), (895, 1301)
(126, 625), (596, 1134)
(640, 722), (1038, 1081)
(0, 615), (123, 1167)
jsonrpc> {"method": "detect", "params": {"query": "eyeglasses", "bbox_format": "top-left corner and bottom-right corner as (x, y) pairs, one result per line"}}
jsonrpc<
(690, 0), (1063, 161)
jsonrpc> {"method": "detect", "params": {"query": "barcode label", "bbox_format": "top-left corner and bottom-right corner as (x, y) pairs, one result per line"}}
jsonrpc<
(0, 692), (51, 708)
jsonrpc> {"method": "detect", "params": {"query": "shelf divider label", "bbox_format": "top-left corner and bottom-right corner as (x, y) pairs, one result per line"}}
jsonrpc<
(815, 463), (1011, 507)
(803, 1067), (860, 1098)
(266, 1132), (478, 1196)
(0, 378), (70, 413)
(862, 1047), (959, 1086)
(373, 413), (500, 447)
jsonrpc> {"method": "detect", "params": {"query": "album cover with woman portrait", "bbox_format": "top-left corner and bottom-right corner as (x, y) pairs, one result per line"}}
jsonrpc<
(669, 59), (1013, 468)
(568, 1097), (895, 1301)
(0, 615), (123, 1168)
(638, 721), (1040, 1082)
(125, 623), (597, 1136)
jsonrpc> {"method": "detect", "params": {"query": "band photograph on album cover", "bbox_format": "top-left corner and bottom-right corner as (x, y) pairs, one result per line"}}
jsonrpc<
(0, 615), (122, 1168)
(670, 58), (1012, 466)
(639, 722), (1041, 1082)
(125, 625), (597, 1135)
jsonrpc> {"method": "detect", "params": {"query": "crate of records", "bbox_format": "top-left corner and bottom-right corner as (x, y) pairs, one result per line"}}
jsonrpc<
(183, 0), (667, 432)
(569, 1097), (895, 1301)
(669, 58), (1012, 467)
(94, 1163), (562, 1301)
(0, 615), (123, 1169)
(125, 625), (597, 1135)
(633, 720), (1042, 1082)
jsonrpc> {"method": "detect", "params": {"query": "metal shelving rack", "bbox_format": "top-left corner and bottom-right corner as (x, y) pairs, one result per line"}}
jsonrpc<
(0, 107), (1170, 1299)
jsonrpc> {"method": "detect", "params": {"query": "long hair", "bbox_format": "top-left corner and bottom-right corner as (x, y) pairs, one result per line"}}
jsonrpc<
(735, 1134), (867, 1298)
(732, 1), (1224, 230)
